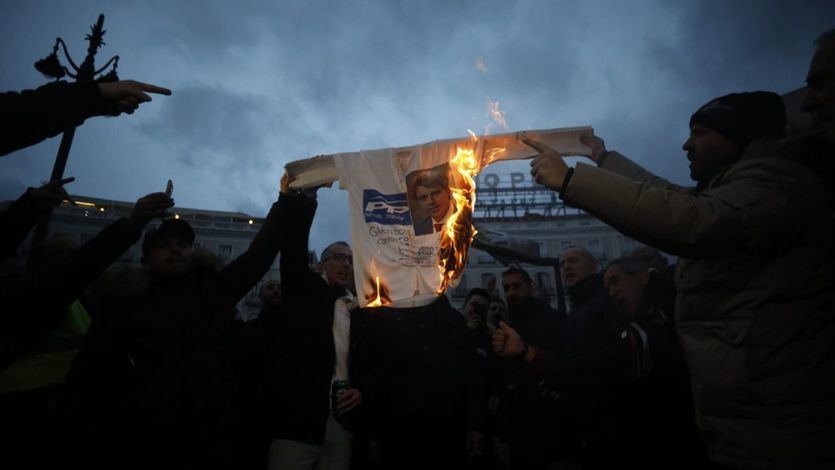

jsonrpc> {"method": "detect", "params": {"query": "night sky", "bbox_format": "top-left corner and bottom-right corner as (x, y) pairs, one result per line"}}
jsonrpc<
(2, 0), (832, 252)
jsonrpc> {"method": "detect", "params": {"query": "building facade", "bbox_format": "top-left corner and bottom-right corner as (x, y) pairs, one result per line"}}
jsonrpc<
(446, 171), (646, 309)
(8, 171), (654, 315)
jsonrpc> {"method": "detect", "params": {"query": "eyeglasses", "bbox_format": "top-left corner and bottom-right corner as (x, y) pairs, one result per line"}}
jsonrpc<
(325, 253), (353, 264)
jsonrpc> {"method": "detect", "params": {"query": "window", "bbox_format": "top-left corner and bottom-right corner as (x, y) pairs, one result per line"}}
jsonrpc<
(218, 244), (232, 260)
(560, 240), (573, 251)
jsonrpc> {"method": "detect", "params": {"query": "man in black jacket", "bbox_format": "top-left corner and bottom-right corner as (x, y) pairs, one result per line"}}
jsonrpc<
(57, 175), (294, 469)
(490, 265), (565, 469)
(494, 249), (629, 468)
(0, 185), (173, 467)
(265, 187), (361, 470)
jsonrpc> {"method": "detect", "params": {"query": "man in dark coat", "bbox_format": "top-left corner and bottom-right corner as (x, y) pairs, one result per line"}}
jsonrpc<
(490, 265), (566, 469)
(494, 250), (629, 468)
(57, 175), (293, 469)
(264, 186), (362, 470)
(0, 185), (173, 468)
(526, 90), (835, 467)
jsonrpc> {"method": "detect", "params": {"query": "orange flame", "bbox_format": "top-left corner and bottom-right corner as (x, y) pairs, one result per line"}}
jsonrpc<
(437, 133), (505, 293)
(366, 275), (390, 307)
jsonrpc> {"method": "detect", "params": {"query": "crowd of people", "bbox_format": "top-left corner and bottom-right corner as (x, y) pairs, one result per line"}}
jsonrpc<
(0, 26), (834, 470)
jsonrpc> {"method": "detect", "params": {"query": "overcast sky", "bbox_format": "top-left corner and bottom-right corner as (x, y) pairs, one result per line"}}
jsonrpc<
(1, 0), (832, 253)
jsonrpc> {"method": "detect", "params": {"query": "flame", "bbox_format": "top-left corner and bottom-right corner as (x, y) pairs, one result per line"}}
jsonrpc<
(488, 100), (508, 130)
(366, 275), (390, 307)
(437, 135), (495, 293)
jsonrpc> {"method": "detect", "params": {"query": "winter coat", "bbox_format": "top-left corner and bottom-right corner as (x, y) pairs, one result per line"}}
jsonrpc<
(561, 140), (835, 467)
(57, 194), (290, 468)
(498, 297), (568, 465)
(1, 81), (105, 156)
(262, 192), (363, 446)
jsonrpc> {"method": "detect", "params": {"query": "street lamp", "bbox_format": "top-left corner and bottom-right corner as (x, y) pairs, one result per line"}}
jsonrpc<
(30, 14), (120, 248)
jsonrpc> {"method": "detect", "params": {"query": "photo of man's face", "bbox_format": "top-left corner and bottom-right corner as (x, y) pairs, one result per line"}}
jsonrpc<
(406, 163), (455, 236)
(416, 183), (451, 221)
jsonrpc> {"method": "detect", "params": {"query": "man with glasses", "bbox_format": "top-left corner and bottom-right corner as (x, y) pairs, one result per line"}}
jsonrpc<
(265, 183), (363, 470)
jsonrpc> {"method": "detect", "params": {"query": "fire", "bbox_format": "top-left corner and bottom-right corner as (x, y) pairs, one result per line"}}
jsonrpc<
(437, 132), (504, 293)
(366, 275), (390, 307)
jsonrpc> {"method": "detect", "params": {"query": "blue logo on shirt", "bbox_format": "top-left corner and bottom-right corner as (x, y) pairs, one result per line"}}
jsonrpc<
(363, 190), (412, 225)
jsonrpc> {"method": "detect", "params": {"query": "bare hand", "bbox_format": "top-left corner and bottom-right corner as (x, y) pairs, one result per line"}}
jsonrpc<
(525, 138), (569, 191)
(98, 80), (172, 116)
(492, 321), (523, 357)
(129, 192), (174, 225)
(280, 172), (296, 194)
(27, 176), (75, 206)
(336, 388), (362, 413)
(580, 134), (608, 164)
(466, 430), (485, 457)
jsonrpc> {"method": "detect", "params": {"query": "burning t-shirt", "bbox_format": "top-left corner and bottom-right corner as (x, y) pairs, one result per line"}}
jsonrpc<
(294, 127), (594, 308)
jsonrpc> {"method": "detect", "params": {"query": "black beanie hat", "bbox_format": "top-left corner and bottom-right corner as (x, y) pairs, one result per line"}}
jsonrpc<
(689, 91), (787, 149)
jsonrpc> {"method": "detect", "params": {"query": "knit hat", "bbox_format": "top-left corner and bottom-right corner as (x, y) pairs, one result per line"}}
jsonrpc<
(689, 91), (786, 148)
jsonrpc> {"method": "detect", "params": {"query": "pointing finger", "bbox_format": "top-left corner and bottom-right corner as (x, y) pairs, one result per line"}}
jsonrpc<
(132, 81), (172, 95)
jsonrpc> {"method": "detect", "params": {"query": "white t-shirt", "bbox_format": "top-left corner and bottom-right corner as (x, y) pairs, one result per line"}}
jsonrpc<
(334, 142), (465, 308)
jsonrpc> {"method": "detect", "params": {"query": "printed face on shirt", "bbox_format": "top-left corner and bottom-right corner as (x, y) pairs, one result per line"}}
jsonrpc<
(321, 244), (353, 288)
(415, 183), (452, 222)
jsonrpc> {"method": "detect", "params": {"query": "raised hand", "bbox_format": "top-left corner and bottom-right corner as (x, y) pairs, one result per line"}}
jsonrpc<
(580, 134), (608, 164)
(492, 321), (523, 357)
(27, 176), (75, 206)
(525, 138), (569, 191)
(98, 80), (172, 115)
(128, 192), (174, 225)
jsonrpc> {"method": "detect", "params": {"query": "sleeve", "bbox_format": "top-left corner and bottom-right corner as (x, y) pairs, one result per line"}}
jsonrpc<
(600, 151), (690, 192)
(1, 217), (143, 368)
(0, 189), (53, 263)
(209, 192), (296, 308)
(1, 81), (104, 156)
(561, 159), (797, 258)
(279, 192), (320, 301)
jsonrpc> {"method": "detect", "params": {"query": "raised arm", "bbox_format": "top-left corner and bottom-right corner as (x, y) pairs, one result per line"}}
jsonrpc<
(212, 174), (304, 307)
(1, 79), (171, 156)
(0, 177), (74, 263)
